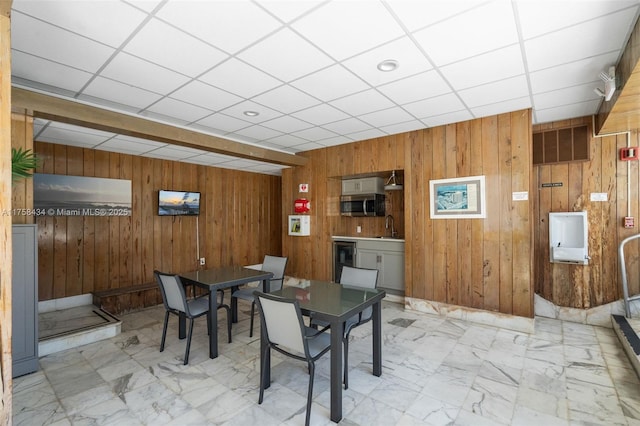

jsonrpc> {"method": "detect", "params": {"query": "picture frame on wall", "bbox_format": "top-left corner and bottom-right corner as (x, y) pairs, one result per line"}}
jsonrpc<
(429, 175), (486, 219)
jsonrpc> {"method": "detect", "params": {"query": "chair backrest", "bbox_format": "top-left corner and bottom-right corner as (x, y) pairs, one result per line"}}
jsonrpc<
(262, 255), (288, 292)
(339, 266), (378, 290)
(154, 270), (188, 314)
(254, 291), (307, 356)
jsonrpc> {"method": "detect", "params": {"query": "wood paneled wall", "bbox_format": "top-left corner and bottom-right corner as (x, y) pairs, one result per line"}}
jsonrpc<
(534, 117), (640, 308)
(14, 137), (282, 302)
(283, 110), (534, 318)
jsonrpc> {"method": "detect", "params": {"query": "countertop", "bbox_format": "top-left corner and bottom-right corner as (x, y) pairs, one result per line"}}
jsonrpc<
(332, 235), (405, 242)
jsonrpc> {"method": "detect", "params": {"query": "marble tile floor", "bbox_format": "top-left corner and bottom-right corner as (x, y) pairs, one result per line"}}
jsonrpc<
(39, 305), (120, 340)
(13, 300), (640, 426)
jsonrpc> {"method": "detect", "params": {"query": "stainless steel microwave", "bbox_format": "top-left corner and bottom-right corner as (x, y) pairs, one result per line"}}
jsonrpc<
(340, 194), (385, 216)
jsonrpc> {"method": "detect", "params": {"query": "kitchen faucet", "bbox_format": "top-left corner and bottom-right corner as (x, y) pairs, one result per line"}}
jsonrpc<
(385, 214), (397, 237)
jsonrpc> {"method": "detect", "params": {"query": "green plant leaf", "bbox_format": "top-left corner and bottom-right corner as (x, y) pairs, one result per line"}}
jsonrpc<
(11, 147), (38, 181)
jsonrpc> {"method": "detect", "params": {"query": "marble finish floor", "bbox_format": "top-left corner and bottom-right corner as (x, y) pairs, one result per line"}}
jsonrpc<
(39, 305), (120, 340)
(13, 300), (640, 425)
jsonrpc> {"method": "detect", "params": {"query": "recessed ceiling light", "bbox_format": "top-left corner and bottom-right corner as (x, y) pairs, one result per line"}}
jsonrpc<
(243, 110), (260, 117)
(377, 59), (399, 72)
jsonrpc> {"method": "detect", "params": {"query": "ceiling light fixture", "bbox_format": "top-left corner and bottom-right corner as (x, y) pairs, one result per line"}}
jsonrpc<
(243, 110), (260, 117)
(377, 59), (399, 72)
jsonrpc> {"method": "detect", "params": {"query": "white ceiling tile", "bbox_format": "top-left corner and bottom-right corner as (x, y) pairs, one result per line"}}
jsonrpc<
(123, 0), (163, 14)
(186, 152), (239, 166)
(123, 18), (228, 77)
(385, 0), (482, 32)
(291, 64), (370, 101)
(529, 52), (619, 94)
(331, 89), (396, 116)
(11, 51), (92, 93)
(11, 12), (115, 73)
(100, 52), (190, 94)
(142, 145), (206, 160)
(323, 118), (372, 135)
(261, 115), (314, 134)
(221, 100), (283, 123)
(380, 120), (426, 135)
(238, 28), (334, 82)
(316, 136), (355, 147)
(402, 93), (466, 119)
(358, 107), (415, 128)
(534, 100), (602, 124)
(192, 114), (252, 134)
(12, 0), (147, 47)
(252, 85), (321, 114)
(378, 70), (450, 105)
(102, 136), (167, 153)
(37, 123), (115, 147)
(458, 75), (530, 108)
(342, 37), (433, 86)
(534, 83), (602, 110)
(232, 125), (283, 141)
(143, 97), (213, 123)
(264, 134), (312, 148)
(291, 126), (339, 141)
(81, 76), (163, 110)
(412, 1), (519, 66)
(156, 0), (282, 54)
(292, 1), (405, 61)
(516, 0), (639, 39)
(421, 110), (474, 127)
(47, 122), (116, 138)
(258, 0), (323, 23)
(198, 58), (282, 99)
(291, 103), (350, 126)
(347, 128), (388, 142)
(440, 44), (525, 90)
(525, 9), (637, 71)
(289, 141), (325, 152)
(470, 97), (531, 119)
(171, 81), (243, 112)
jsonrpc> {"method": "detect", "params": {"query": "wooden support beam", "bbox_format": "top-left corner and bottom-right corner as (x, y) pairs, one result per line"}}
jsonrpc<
(12, 87), (308, 167)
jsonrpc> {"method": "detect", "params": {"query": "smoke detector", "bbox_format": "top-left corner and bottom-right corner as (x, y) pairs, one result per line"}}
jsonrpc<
(594, 66), (616, 101)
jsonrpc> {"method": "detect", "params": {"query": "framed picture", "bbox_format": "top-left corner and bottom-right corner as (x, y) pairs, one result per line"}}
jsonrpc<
(429, 175), (486, 219)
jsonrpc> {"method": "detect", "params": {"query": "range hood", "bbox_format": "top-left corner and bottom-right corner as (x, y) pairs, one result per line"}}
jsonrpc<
(384, 170), (403, 191)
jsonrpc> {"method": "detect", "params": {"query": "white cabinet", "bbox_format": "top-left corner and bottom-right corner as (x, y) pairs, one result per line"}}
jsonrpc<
(356, 239), (405, 293)
(342, 177), (384, 195)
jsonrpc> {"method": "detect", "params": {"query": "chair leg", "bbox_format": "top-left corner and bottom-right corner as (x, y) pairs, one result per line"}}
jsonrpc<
(249, 301), (256, 338)
(343, 334), (349, 390)
(305, 361), (315, 426)
(258, 345), (269, 404)
(184, 318), (194, 365)
(160, 311), (169, 352)
(224, 305), (232, 343)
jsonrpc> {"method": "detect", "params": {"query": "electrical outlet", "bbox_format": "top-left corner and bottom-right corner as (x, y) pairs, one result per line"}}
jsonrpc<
(199, 257), (205, 266)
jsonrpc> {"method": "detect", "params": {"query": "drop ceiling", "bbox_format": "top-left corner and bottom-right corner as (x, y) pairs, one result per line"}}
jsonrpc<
(10, 0), (640, 175)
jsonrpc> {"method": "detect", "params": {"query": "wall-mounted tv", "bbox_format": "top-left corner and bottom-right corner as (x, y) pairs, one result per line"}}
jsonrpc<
(158, 190), (201, 216)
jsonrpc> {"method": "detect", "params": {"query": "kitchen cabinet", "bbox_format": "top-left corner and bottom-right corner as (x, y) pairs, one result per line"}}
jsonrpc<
(341, 177), (384, 195)
(12, 224), (39, 377)
(356, 239), (404, 294)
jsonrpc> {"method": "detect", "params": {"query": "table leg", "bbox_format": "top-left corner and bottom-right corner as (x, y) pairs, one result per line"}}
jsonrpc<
(231, 286), (239, 323)
(209, 289), (219, 358)
(262, 278), (270, 293)
(179, 312), (186, 339)
(329, 319), (343, 423)
(372, 301), (382, 377)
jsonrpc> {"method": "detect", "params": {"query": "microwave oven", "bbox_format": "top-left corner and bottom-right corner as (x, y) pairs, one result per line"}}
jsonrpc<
(340, 194), (385, 216)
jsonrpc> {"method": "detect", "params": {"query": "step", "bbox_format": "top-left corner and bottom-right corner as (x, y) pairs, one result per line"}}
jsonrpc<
(38, 305), (122, 356)
(611, 314), (640, 379)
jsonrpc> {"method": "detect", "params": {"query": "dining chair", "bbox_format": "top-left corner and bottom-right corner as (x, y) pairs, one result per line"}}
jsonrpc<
(254, 291), (331, 426)
(154, 270), (231, 365)
(231, 255), (288, 337)
(311, 265), (378, 389)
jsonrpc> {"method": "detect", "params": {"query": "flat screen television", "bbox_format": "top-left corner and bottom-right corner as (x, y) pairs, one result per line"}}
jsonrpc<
(158, 190), (201, 216)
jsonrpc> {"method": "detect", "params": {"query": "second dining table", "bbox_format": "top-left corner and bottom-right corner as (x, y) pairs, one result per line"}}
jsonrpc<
(266, 279), (386, 423)
(180, 266), (273, 359)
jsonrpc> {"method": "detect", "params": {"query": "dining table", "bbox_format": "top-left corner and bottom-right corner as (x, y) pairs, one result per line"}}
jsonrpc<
(265, 279), (386, 423)
(180, 266), (273, 359)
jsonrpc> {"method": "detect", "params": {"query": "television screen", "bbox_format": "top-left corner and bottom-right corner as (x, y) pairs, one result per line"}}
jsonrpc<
(158, 190), (201, 216)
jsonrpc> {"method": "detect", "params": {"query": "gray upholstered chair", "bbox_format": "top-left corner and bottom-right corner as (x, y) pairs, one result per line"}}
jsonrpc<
(254, 291), (331, 426)
(154, 270), (231, 365)
(311, 265), (378, 389)
(231, 255), (288, 337)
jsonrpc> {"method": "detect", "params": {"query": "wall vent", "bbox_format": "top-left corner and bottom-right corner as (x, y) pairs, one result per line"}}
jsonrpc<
(533, 125), (589, 165)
